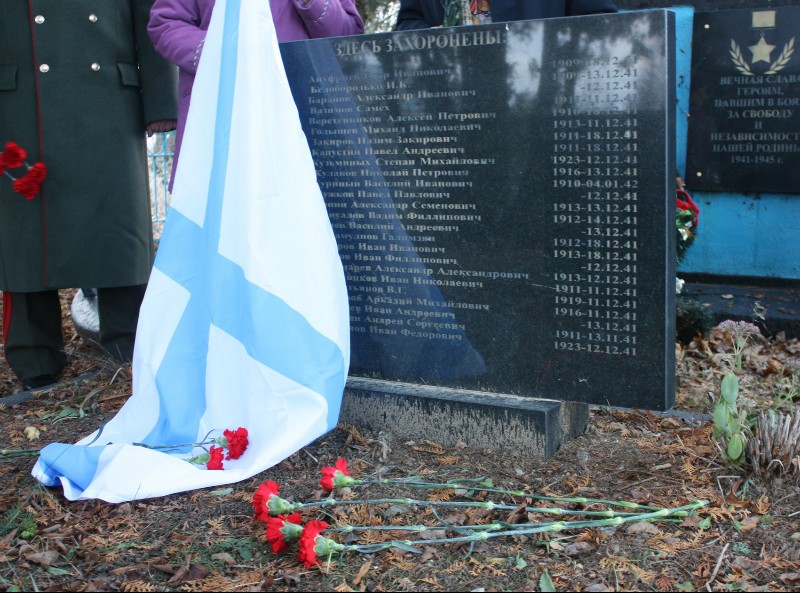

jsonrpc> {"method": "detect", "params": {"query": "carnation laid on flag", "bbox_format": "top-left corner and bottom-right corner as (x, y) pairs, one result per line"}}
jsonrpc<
(32, 0), (350, 503)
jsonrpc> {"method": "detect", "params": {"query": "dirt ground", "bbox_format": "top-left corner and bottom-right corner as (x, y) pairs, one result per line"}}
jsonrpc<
(1, 290), (799, 592)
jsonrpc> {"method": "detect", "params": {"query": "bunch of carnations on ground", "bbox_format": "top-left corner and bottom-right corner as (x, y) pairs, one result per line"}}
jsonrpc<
(251, 458), (708, 568)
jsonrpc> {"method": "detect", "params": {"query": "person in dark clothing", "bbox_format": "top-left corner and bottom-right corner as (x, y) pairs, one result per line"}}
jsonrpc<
(395, 0), (617, 30)
(0, 1), (178, 391)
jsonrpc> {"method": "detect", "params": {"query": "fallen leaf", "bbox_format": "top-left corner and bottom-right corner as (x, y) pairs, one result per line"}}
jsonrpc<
(167, 562), (208, 584)
(565, 541), (595, 556)
(733, 556), (763, 572)
(276, 571), (302, 586)
(23, 426), (40, 441)
(504, 500), (528, 525)
(80, 577), (115, 592)
(420, 547), (437, 563)
(540, 569), (557, 592)
(625, 522), (661, 535)
(211, 552), (235, 565)
(780, 573), (800, 587)
(352, 560), (372, 586)
(418, 529), (447, 540)
(737, 516), (760, 532)
(680, 516), (704, 528)
(24, 550), (59, 566)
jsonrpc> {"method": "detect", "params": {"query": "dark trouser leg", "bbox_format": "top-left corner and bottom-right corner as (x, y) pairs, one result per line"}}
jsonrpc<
(96, 284), (147, 363)
(2, 290), (67, 382)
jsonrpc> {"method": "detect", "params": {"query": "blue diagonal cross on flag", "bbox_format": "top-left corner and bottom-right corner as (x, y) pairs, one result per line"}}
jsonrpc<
(33, 0), (350, 503)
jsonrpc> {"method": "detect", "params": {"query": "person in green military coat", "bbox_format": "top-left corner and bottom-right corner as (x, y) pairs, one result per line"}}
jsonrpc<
(0, 1), (178, 391)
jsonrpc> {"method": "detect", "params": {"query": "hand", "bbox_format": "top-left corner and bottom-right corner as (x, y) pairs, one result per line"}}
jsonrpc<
(146, 119), (178, 136)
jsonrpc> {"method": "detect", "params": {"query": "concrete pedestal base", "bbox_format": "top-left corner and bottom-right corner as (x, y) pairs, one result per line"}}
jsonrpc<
(341, 377), (589, 458)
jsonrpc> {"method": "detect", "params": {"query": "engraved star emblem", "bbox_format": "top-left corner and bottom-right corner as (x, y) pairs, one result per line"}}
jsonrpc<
(749, 35), (776, 64)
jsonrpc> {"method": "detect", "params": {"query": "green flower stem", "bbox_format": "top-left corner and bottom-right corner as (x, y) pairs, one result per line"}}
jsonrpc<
(331, 515), (688, 535)
(335, 500), (707, 555)
(349, 476), (660, 511)
(347, 475), (659, 511)
(132, 430), (217, 451)
(295, 496), (666, 518)
(133, 442), (206, 451)
(391, 481), (661, 511)
(331, 523), (507, 534)
(0, 448), (41, 458)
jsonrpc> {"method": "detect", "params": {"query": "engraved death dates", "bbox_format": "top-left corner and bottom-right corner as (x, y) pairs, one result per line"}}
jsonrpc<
(548, 89), (641, 358)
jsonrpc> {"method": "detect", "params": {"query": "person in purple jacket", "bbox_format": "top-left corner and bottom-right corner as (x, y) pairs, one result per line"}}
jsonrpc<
(395, 0), (617, 30)
(148, 0), (364, 191)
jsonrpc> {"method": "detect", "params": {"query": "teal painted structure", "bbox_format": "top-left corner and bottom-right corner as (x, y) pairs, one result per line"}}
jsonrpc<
(670, 5), (800, 280)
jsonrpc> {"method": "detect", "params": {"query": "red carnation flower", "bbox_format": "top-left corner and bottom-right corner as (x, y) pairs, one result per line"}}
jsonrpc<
(676, 189), (699, 227)
(13, 176), (40, 200)
(253, 480), (299, 521)
(253, 480), (280, 522)
(206, 445), (225, 470)
(2, 142), (27, 169)
(297, 520), (330, 567)
(221, 427), (249, 460)
(25, 162), (47, 184)
(265, 513), (303, 554)
(320, 458), (354, 491)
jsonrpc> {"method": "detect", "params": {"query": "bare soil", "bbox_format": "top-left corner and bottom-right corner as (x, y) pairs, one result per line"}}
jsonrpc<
(1, 290), (799, 592)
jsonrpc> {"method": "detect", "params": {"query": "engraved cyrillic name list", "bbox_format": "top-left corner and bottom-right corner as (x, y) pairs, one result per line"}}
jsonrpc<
(281, 10), (675, 407)
(549, 56), (641, 356)
(309, 29), (519, 342)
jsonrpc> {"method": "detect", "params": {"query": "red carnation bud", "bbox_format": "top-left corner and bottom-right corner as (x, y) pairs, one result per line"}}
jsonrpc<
(252, 480), (298, 521)
(298, 520), (333, 567)
(13, 176), (40, 200)
(206, 445), (225, 470)
(265, 513), (303, 554)
(221, 427), (249, 460)
(2, 142), (27, 169)
(320, 458), (355, 491)
(25, 162), (47, 184)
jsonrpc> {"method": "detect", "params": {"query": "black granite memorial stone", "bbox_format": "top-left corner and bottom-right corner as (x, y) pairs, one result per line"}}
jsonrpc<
(280, 10), (676, 410)
(686, 6), (800, 194)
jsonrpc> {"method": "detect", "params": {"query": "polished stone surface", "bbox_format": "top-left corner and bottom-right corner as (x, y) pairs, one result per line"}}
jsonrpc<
(281, 10), (677, 410)
(686, 6), (800, 194)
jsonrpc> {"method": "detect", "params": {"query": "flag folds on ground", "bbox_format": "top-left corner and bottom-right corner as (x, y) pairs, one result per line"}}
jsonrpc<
(32, 0), (350, 502)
